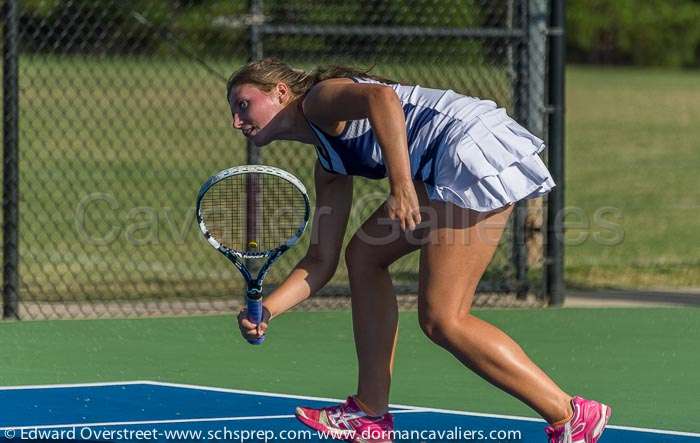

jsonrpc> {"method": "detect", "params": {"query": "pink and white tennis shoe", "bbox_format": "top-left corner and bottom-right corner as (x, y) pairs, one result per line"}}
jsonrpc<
(545, 396), (612, 443)
(295, 396), (394, 443)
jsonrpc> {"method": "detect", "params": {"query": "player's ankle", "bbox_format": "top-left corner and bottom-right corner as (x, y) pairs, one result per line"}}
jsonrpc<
(354, 395), (387, 417)
(548, 397), (574, 427)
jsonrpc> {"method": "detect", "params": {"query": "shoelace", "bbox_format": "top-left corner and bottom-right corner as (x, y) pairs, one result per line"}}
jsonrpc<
(328, 406), (365, 428)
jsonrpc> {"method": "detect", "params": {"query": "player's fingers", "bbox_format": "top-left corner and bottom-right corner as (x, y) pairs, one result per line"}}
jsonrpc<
(242, 320), (260, 334)
(238, 323), (257, 340)
(404, 211), (417, 231)
(244, 329), (260, 340)
(411, 212), (421, 229)
(241, 307), (265, 325)
(240, 317), (258, 330)
(239, 318), (260, 336)
(413, 209), (422, 225)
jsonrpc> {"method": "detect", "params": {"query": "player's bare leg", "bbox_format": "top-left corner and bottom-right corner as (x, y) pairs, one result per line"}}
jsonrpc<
(345, 182), (430, 415)
(417, 202), (573, 424)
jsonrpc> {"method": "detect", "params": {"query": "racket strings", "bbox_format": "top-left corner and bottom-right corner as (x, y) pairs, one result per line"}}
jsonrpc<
(200, 172), (307, 254)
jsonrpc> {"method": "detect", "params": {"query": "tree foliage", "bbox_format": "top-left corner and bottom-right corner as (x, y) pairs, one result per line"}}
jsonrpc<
(567, 0), (700, 67)
(17, 0), (700, 66)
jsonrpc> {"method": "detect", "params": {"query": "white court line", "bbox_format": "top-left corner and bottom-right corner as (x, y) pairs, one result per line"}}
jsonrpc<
(0, 414), (295, 432)
(605, 425), (700, 438)
(0, 380), (359, 406)
(145, 380), (365, 406)
(2, 380), (699, 438)
(0, 380), (150, 391)
(0, 410), (427, 432)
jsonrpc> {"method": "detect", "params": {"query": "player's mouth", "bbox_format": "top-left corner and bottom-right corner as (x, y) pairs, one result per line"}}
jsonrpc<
(242, 127), (257, 138)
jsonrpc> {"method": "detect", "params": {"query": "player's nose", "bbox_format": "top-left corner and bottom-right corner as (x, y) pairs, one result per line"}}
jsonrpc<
(232, 113), (243, 129)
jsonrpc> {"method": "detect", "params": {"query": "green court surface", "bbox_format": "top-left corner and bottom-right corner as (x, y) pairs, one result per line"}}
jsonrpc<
(1, 307), (698, 433)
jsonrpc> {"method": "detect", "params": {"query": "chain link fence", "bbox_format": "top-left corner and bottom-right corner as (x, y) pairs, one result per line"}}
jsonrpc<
(2, 0), (557, 320)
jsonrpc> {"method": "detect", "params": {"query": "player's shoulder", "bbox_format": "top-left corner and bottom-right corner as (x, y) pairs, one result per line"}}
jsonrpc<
(308, 77), (357, 92)
(301, 78), (354, 109)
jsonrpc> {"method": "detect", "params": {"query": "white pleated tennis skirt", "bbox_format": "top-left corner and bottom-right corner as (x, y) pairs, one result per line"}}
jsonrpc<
(425, 107), (555, 212)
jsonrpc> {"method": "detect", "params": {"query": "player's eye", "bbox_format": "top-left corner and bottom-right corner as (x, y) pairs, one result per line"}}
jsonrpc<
(239, 100), (248, 111)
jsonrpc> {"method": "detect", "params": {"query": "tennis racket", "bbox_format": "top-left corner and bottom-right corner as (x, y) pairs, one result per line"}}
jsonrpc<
(196, 165), (310, 344)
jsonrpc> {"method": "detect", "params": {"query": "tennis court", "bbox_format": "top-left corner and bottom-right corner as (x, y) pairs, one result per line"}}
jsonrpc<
(1, 308), (699, 440)
(1, 381), (698, 442)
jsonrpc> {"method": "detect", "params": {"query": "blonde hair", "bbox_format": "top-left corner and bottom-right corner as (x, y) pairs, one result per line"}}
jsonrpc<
(226, 58), (396, 103)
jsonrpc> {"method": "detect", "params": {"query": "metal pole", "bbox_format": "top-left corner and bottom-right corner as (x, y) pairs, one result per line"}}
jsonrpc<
(528, 0), (547, 138)
(247, 0), (263, 166)
(545, 0), (566, 305)
(3, 0), (21, 319)
(513, 0), (548, 300)
(246, 0), (264, 274)
(511, 0), (529, 298)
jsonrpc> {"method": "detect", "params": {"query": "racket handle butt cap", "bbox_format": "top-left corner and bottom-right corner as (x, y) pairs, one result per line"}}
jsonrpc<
(246, 335), (266, 345)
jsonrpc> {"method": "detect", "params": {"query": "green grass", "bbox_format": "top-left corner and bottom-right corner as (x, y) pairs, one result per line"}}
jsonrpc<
(1, 308), (698, 432)
(566, 66), (700, 289)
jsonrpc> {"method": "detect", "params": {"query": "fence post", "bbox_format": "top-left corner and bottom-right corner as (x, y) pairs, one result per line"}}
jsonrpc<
(3, 0), (21, 319)
(529, 0), (548, 139)
(545, 0), (566, 306)
(509, 0), (530, 298)
(526, 0), (548, 299)
(245, 0), (264, 273)
(247, 0), (263, 166)
(512, 0), (548, 300)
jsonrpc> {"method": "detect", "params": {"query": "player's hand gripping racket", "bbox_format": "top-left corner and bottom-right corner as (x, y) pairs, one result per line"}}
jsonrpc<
(196, 165), (310, 344)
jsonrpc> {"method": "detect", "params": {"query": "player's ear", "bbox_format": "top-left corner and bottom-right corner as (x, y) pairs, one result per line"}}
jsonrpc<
(276, 82), (290, 104)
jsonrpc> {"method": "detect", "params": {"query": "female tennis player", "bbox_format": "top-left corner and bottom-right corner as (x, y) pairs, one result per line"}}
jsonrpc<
(229, 58), (611, 443)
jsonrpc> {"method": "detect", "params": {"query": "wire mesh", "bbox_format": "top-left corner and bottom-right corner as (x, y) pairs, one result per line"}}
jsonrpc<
(3, 0), (550, 319)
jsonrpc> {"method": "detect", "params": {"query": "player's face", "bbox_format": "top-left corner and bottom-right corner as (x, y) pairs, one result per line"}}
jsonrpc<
(229, 83), (283, 145)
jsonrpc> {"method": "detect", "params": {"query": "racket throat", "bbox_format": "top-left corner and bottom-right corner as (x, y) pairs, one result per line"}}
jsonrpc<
(246, 284), (263, 301)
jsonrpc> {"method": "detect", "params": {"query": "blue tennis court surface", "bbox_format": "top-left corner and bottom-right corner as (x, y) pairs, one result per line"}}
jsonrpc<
(0, 381), (697, 442)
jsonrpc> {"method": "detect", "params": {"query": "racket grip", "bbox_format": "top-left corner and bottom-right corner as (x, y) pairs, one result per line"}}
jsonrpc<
(246, 297), (266, 345)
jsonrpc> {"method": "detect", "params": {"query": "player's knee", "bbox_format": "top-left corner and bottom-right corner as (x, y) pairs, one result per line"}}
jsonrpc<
(418, 310), (457, 347)
(345, 236), (385, 273)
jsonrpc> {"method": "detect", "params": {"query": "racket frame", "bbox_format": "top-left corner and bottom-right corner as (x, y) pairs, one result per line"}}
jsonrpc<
(195, 165), (310, 344)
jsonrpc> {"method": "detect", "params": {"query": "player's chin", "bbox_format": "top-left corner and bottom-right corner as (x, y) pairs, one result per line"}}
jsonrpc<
(249, 133), (272, 147)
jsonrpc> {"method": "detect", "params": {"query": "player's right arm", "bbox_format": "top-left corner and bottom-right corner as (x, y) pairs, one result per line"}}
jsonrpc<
(265, 161), (353, 317)
(238, 161), (352, 339)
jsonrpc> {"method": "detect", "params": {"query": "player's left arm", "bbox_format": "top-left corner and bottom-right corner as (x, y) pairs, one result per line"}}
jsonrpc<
(302, 79), (421, 231)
